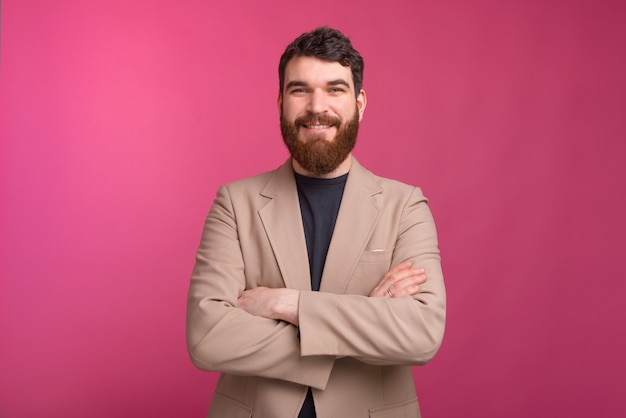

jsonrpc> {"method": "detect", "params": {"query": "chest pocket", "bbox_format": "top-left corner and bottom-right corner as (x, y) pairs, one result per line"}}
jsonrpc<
(349, 249), (394, 296)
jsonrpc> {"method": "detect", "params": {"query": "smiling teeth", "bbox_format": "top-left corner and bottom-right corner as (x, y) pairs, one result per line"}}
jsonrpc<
(307, 125), (329, 129)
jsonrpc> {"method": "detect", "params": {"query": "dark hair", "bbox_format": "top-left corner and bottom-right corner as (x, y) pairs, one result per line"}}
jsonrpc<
(278, 26), (364, 96)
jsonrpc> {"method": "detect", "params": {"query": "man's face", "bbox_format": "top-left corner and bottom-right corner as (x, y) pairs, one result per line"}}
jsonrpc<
(279, 56), (366, 176)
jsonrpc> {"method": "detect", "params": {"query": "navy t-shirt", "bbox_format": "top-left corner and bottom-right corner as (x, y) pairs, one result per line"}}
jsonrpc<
(294, 171), (348, 418)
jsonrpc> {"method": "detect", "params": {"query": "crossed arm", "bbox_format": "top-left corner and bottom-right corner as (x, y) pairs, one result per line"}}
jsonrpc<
(237, 261), (428, 326)
(187, 183), (445, 388)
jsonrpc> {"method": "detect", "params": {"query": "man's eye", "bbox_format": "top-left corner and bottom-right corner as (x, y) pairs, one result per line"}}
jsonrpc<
(329, 88), (345, 93)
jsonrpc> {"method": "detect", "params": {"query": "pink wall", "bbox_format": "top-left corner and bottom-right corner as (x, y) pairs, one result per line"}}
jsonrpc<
(1, 1), (625, 417)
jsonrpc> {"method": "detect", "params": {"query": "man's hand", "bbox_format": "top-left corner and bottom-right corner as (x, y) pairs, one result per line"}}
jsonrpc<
(369, 261), (427, 298)
(237, 287), (300, 326)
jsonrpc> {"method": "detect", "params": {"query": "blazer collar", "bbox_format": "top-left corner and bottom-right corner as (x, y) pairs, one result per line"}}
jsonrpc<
(258, 159), (311, 290)
(319, 157), (383, 293)
(258, 157), (383, 293)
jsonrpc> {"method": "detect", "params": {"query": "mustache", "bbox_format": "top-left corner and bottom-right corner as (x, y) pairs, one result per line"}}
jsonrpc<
(294, 114), (341, 128)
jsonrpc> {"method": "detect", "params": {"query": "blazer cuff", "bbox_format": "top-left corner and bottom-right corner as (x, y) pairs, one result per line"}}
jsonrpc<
(299, 291), (339, 357)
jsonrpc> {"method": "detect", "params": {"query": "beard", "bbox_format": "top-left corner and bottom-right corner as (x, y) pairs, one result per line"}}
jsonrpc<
(280, 107), (360, 176)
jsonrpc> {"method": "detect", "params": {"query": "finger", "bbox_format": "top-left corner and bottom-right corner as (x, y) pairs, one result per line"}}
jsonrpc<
(384, 261), (413, 278)
(387, 271), (427, 298)
(385, 267), (425, 288)
(376, 263), (415, 289)
(370, 263), (422, 298)
(387, 286), (418, 298)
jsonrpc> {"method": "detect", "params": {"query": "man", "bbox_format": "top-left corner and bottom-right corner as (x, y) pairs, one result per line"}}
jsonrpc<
(187, 26), (446, 418)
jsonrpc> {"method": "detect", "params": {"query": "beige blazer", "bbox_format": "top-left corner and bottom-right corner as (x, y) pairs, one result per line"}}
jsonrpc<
(187, 157), (446, 418)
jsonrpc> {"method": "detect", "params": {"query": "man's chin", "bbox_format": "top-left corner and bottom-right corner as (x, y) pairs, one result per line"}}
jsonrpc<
(299, 126), (338, 141)
(298, 133), (336, 145)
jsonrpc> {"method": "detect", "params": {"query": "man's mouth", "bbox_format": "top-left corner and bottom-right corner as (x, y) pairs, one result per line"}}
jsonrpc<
(303, 124), (331, 130)
(296, 115), (341, 131)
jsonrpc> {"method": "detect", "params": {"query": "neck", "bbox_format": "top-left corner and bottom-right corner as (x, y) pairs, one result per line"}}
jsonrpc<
(292, 154), (352, 178)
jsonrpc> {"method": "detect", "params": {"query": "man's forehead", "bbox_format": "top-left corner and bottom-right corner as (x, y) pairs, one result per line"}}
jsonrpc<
(284, 56), (353, 86)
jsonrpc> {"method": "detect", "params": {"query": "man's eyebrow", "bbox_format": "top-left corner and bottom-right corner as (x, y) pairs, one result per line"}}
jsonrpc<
(285, 81), (308, 90)
(327, 79), (351, 88)
(285, 79), (351, 90)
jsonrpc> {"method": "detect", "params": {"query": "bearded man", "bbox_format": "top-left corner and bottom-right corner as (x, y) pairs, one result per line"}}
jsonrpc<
(186, 26), (446, 418)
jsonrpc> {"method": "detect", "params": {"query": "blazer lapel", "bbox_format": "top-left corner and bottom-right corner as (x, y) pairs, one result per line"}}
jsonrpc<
(258, 160), (312, 291)
(320, 158), (382, 294)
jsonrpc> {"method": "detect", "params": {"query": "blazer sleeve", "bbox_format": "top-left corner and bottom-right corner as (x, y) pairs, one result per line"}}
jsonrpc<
(186, 185), (335, 390)
(298, 187), (446, 365)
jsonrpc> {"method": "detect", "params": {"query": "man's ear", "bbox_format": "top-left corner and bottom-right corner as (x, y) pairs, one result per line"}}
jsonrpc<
(277, 92), (283, 112)
(357, 89), (367, 121)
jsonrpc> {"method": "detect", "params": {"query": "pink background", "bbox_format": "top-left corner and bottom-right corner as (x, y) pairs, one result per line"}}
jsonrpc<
(1, 1), (625, 417)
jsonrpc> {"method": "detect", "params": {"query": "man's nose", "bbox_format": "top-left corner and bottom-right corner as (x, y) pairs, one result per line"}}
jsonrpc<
(306, 90), (328, 114)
